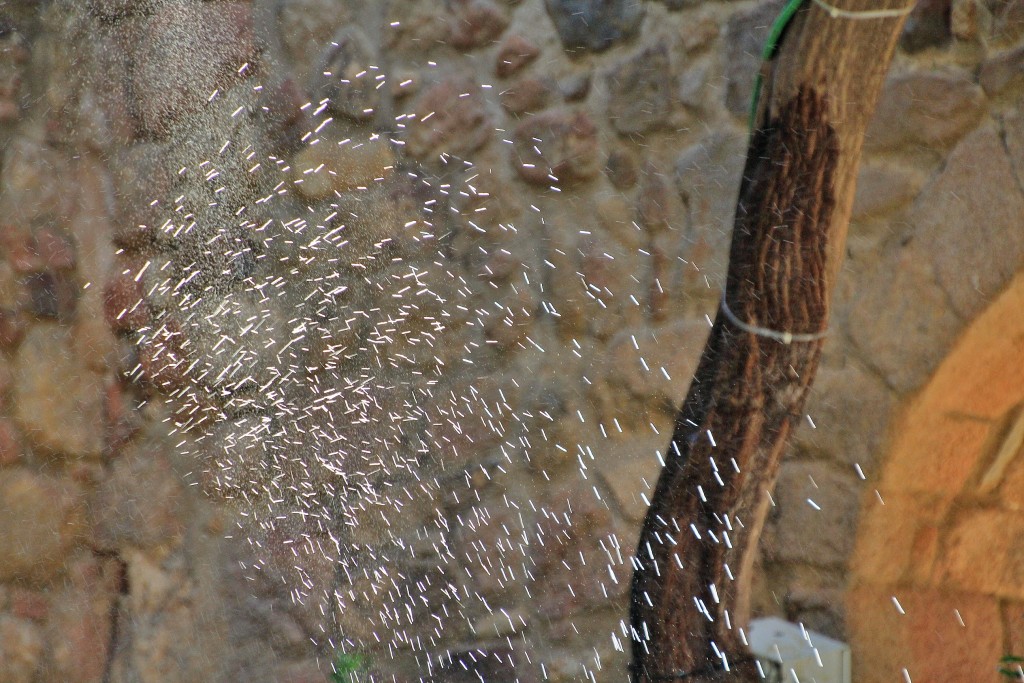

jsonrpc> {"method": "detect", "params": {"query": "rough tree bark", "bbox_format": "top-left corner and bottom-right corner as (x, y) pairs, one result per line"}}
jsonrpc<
(629, 1), (912, 681)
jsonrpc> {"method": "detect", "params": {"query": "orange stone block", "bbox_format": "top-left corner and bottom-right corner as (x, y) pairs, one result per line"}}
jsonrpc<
(937, 508), (1024, 600)
(922, 273), (1024, 421)
(847, 584), (1003, 683)
(851, 490), (949, 586)
(881, 409), (992, 497)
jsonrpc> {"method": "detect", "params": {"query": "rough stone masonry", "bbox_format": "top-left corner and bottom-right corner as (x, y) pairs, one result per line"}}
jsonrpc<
(0, 0), (1022, 681)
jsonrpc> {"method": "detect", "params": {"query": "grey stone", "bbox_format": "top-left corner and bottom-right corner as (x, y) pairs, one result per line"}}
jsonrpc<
(405, 77), (491, 160)
(13, 325), (105, 459)
(792, 361), (894, 479)
(851, 162), (923, 221)
(979, 46), (1024, 97)
(674, 131), (747, 290)
(130, 2), (256, 137)
(1004, 108), (1024, 182)
(90, 445), (184, 550)
(846, 240), (962, 393)
(899, 0), (952, 52)
(918, 125), (1024, 320)
(722, 0), (785, 119)
(511, 109), (600, 185)
(606, 43), (672, 134)
(864, 69), (985, 152)
(543, 0), (645, 53)
(312, 27), (380, 122)
(764, 461), (861, 566)
(992, 0), (1024, 45)
(0, 615), (44, 683)
(951, 0), (992, 40)
(0, 469), (85, 583)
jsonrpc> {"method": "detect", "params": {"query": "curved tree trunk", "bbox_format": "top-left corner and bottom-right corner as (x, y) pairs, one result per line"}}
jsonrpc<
(629, 2), (911, 681)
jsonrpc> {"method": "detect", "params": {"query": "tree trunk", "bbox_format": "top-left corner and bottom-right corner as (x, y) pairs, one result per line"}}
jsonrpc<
(629, 2), (911, 681)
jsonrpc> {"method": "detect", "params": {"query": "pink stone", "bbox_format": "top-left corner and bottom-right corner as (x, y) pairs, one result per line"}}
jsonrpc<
(496, 34), (540, 77)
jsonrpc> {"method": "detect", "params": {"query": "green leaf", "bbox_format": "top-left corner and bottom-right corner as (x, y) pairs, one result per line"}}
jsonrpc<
(331, 652), (368, 683)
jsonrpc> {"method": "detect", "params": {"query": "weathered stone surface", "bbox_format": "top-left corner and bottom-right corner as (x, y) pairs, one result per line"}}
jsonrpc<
(846, 241), (963, 393)
(606, 43), (672, 134)
(426, 377), (513, 471)
(453, 488), (537, 602)
(851, 162), (923, 222)
(0, 615), (44, 683)
(86, 0), (160, 19)
(677, 57), (711, 110)
(274, 661), (330, 683)
(722, 0), (784, 118)
(24, 270), (78, 322)
(103, 268), (152, 334)
(532, 482), (628, 619)
(1, 137), (74, 225)
(792, 360), (894, 477)
(483, 285), (537, 350)
(951, 0), (992, 40)
(13, 325), (105, 459)
(1006, 109), (1024, 182)
(543, 0), (644, 53)
(495, 34), (540, 77)
(436, 648), (541, 683)
(0, 469), (84, 583)
(916, 125), (1024, 320)
(135, 317), (188, 391)
(384, 0), (451, 51)
(899, 0), (952, 52)
(0, 31), (26, 125)
(0, 309), (25, 352)
(511, 109), (600, 185)
(77, 29), (138, 151)
(130, 2), (256, 136)
(291, 136), (395, 200)
(595, 428), (666, 522)
(108, 143), (175, 246)
(637, 162), (679, 232)
(0, 417), (23, 466)
(912, 271), (1024, 413)
(1004, 602), (1024, 665)
(43, 554), (119, 683)
(90, 446), (183, 549)
(449, 0), (510, 50)
(938, 508), (1024, 599)
(847, 586), (1002, 683)
(882, 408), (992, 499)
(311, 28), (380, 122)
(864, 69), (984, 152)
(559, 72), (591, 101)
(405, 77), (491, 160)
(8, 0), (1024, 679)
(575, 235), (646, 337)
(604, 148), (639, 189)
(784, 586), (846, 640)
(674, 131), (746, 290)
(500, 77), (554, 115)
(764, 461), (861, 567)
(597, 320), (707, 418)
(992, 0), (1024, 44)
(979, 45), (1024, 96)
(851, 491), (949, 586)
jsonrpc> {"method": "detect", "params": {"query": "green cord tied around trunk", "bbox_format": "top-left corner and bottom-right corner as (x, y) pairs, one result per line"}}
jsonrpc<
(749, 0), (916, 130)
(748, 0), (807, 131)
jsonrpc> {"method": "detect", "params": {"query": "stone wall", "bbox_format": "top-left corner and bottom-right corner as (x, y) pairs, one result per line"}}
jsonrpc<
(0, 0), (1021, 681)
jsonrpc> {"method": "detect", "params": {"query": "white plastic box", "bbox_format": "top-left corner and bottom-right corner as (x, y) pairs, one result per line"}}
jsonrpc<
(747, 617), (852, 683)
